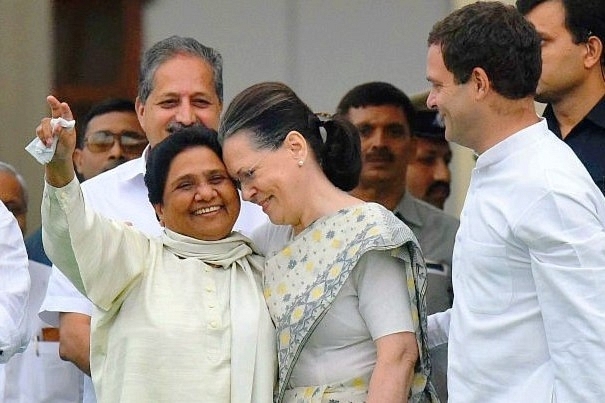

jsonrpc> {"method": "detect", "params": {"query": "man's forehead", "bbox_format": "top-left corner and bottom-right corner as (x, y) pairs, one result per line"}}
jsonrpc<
(347, 104), (410, 122)
(152, 56), (215, 87)
(416, 136), (451, 149)
(86, 111), (142, 133)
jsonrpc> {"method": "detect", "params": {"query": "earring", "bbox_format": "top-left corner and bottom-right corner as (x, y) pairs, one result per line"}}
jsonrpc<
(297, 160), (304, 167)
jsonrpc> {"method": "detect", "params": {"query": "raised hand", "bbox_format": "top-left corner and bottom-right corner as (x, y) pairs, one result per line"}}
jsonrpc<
(36, 96), (77, 187)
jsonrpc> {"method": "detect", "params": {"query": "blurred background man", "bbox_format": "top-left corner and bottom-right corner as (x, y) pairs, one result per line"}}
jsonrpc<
(517, 0), (605, 195)
(72, 98), (147, 181)
(336, 81), (458, 402)
(0, 162), (28, 234)
(0, 161), (83, 402)
(0, 198), (29, 373)
(406, 98), (452, 210)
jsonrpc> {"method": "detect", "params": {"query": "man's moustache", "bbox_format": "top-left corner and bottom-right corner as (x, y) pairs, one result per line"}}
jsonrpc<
(427, 181), (450, 197)
(166, 121), (209, 134)
(365, 150), (394, 162)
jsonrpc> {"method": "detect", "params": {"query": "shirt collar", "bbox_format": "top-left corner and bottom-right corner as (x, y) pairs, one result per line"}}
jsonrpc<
(543, 94), (605, 137)
(121, 145), (149, 181)
(476, 119), (548, 169)
(394, 192), (423, 229)
(542, 103), (560, 137)
(585, 94), (605, 129)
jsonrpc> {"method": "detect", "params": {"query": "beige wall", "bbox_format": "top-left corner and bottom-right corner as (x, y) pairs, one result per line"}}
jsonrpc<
(0, 1), (52, 235)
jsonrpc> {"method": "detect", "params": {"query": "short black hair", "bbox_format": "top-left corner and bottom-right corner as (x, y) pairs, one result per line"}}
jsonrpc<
(77, 98), (137, 148)
(336, 81), (416, 131)
(145, 125), (222, 205)
(429, 2), (542, 99)
(517, 0), (605, 67)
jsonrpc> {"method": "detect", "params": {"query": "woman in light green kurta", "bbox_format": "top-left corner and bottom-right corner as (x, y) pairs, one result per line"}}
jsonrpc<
(37, 100), (275, 403)
(219, 82), (438, 402)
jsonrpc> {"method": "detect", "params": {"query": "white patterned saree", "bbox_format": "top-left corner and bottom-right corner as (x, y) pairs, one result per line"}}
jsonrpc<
(263, 203), (439, 402)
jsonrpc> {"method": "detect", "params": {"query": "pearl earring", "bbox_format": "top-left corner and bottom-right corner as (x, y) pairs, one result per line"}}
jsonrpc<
(297, 160), (304, 167)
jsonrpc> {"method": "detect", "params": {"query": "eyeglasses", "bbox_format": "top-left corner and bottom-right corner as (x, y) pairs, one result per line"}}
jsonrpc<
(84, 131), (148, 155)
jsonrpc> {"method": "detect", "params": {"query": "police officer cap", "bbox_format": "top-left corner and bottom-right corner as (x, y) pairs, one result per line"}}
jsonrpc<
(410, 90), (445, 140)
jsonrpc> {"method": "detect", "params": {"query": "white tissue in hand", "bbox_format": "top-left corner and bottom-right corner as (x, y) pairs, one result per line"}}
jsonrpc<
(25, 118), (76, 164)
(50, 117), (76, 130)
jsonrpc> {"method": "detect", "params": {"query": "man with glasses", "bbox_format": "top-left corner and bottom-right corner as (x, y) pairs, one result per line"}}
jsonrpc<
(73, 98), (146, 181)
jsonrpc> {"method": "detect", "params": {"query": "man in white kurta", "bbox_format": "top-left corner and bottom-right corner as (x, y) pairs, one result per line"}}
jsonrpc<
(425, 3), (605, 401)
(430, 120), (605, 401)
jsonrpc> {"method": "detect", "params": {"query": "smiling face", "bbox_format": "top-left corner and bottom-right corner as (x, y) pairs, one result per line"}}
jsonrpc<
(525, 0), (590, 104)
(136, 54), (222, 147)
(154, 146), (240, 241)
(345, 104), (415, 188)
(426, 44), (478, 149)
(222, 132), (300, 226)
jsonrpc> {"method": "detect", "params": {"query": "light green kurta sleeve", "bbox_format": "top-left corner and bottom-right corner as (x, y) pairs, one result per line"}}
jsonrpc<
(42, 177), (152, 311)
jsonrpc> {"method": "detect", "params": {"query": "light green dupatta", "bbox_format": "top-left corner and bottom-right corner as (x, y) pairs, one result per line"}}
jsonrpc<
(263, 203), (438, 402)
(163, 229), (277, 402)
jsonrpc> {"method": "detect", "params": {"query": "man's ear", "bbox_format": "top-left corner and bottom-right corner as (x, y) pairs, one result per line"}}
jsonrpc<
(72, 148), (84, 176)
(471, 67), (490, 100)
(584, 35), (603, 69)
(284, 131), (308, 162)
(135, 96), (146, 129)
(153, 203), (165, 226)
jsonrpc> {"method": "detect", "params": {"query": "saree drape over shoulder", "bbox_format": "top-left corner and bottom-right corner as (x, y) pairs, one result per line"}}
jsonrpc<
(263, 202), (438, 402)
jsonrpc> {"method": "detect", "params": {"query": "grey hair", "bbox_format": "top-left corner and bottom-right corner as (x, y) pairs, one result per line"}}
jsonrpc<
(0, 161), (28, 208)
(137, 36), (223, 104)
